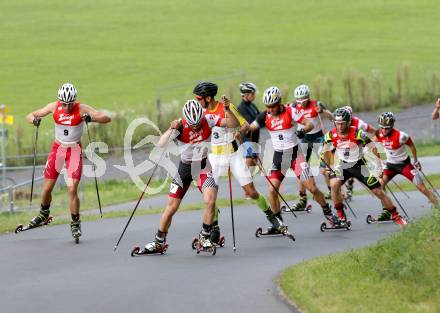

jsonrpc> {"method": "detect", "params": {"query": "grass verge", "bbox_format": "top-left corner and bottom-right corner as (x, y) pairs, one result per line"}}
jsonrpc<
(415, 141), (440, 158)
(279, 210), (440, 313)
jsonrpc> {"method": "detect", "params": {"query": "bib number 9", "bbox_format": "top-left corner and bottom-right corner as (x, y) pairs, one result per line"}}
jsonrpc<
(64, 129), (69, 136)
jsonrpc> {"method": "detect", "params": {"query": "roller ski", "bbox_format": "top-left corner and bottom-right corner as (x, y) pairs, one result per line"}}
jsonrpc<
(255, 225), (295, 241)
(15, 207), (53, 234)
(71, 220), (82, 244)
(131, 241), (169, 256)
(281, 203), (312, 213)
(320, 209), (351, 232)
(281, 195), (311, 213)
(194, 231), (216, 255)
(255, 213), (295, 241)
(367, 209), (408, 227)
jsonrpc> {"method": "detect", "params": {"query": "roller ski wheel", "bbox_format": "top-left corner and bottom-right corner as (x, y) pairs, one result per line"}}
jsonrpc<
(281, 204), (312, 213)
(14, 216), (54, 234)
(195, 240), (216, 256)
(254, 226), (295, 241)
(131, 244), (169, 257)
(320, 220), (351, 232)
(191, 237), (198, 250)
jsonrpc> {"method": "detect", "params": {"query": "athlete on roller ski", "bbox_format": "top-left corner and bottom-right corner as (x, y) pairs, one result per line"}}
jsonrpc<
(193, 82), (278, 242)
(341, 106), (377, 202)
(321, 107), (407, 230)
(367, 111), (438, 222)
(244, 86), (338, 238)
(132, 99), (239, 256)
(19, 83), (111, 243)
(286, 84), (335, 211)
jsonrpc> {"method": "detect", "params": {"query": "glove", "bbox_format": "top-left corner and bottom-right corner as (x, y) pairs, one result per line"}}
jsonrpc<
(295, 129), (306, 139)
(82, 113), (92, 123)
(414, 160), (421, 170)
(32, 117), (41, 127)
(170, 119), (181, 129)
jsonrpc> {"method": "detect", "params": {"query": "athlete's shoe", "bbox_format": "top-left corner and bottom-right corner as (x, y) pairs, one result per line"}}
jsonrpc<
(29, 208), (50, 227)
(325, 214), (341, 226)
(70, 220), (82, 238)
(293, 195), (308, 211)
(391, 213), (407, 227)
(199, 232), (213, 249)
(377, 209), (392, 221)
(336, 208), (347, 223)
(210, 225), (221, 244)
(143, 241), (166, 253)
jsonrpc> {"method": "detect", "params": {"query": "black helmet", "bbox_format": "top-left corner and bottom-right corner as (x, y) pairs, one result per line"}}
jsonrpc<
(193, 81), (218, 98)
(378, 112), (395, 128)
(333, 107), (352, 123)
(239, 82), (257, 94)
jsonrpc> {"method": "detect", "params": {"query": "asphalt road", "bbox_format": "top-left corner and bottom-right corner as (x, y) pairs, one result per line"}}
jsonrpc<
(0, 190), (433, 313)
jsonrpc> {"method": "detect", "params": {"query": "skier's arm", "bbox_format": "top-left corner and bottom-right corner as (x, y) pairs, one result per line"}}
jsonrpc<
(406, 137), (419, 167)
(157, 120), (181, 147)
(321, 110), (334, 121)
(80, 104), (111, 123)
(26, 102), (56, 124)
(321, 131), (335, 170)
(316, 102), (334, 121)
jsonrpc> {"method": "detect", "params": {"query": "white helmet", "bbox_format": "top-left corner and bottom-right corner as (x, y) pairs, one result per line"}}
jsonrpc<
(183, 100), (204, 126)
(239, 82), (257, 95)
(262, 86), (282, 106)
(294, 84), (310, 99)
(342, 105), (353, 114)
(58, 83), (77, 103)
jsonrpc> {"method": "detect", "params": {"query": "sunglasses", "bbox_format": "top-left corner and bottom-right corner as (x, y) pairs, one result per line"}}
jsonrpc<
(61, 101), (74, 106)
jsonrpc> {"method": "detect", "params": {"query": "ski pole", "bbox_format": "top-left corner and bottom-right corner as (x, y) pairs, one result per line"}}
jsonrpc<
(390, 179), (410, 199)
(30, 123), (39, 208)
(385, 185), (410, 219)
(223, 99), (238, 252)
(319, 157), (357, 218)
(419, 169), (440, 198)
(228, 166), (237, 252)
(254, 155), (297, 218)
(85, 120), (103, 218)
(113, 131), (174, 252)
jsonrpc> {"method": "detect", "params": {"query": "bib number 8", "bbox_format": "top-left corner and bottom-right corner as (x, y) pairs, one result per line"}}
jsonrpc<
(278, 134), (284, 140)
(64, 129), (69, 136)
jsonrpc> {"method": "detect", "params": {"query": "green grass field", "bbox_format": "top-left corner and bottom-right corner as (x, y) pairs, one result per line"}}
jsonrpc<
(2, 1), (440, 127)
(280, 209), (440, 313)
(3, 0), (440, 159)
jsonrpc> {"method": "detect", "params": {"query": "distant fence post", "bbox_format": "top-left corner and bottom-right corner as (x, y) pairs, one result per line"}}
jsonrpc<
(8, 187), (13, 213)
